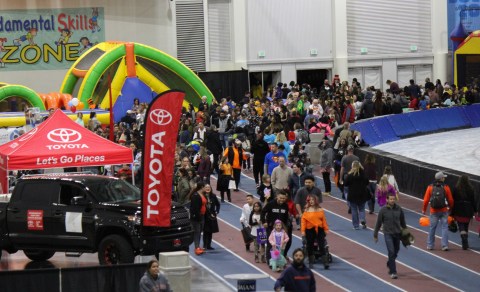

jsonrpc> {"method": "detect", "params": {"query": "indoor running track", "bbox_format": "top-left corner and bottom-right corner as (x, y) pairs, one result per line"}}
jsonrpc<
(191, 171), (480, 291)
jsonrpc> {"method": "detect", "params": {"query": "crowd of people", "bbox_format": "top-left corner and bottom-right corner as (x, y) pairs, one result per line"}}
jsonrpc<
(164, 76), (479, 290)
(29, 75), (479, 291)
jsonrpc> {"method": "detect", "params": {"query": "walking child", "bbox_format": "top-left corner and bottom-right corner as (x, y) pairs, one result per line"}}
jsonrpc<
(269, 219), (289, 272)
(257, 174), (273, 205)
(376, 175), (397, 208)
(217, 156), (233, 202)
(249, 201), (266, 263)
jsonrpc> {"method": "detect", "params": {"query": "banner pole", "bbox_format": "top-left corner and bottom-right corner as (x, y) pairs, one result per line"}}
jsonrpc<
(108, 73), (114, 141)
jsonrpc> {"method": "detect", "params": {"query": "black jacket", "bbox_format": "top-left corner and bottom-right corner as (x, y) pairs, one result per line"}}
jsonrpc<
(189, 192), (204, 222)
(451, 186), (476, 217)
(261, 199), (290, 228)
(251, 138), (270, 165)
(344, 170), (370, 204)
(205, 130), (223, 155)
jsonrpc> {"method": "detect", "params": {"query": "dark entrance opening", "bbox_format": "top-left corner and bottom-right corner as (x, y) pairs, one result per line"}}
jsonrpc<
(296, 69), (329, 91)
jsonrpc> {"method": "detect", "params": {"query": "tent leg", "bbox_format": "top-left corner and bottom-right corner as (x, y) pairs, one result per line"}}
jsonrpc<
(131, 163), (135, 186)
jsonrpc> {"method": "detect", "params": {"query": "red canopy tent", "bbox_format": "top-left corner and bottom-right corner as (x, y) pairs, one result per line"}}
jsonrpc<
(0, 110), (133, 192)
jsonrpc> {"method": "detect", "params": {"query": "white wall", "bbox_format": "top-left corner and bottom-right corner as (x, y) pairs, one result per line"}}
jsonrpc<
(246, 0), (332, 63)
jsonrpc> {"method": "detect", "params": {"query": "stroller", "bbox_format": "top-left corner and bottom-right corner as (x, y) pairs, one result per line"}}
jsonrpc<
(302, 237), (332, 269)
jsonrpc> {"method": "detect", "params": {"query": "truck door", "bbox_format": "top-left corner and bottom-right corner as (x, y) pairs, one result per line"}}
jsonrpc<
(49, 183), (96, 249)
(7, 181), (59, 248)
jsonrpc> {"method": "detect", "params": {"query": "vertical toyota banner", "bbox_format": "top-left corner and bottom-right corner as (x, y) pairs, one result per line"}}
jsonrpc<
(142, 91), (185, 227)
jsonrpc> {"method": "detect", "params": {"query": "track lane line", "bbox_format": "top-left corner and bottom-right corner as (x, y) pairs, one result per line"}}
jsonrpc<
(189, 256), (237, 291)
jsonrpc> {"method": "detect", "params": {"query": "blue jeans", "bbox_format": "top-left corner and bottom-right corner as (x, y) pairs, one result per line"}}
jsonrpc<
(384, 233), (400, 274)
(350, 201), (366, 228)
(428, 211), (449, 248)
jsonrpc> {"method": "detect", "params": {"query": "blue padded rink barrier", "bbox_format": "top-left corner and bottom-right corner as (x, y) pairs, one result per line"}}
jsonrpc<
(350, 104), (480, 176)
(350, 104), (480, 147)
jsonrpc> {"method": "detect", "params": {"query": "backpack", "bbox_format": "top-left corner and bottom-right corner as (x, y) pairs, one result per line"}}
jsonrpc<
(296, 129), (310, 144)
(430, 183), (447, 209)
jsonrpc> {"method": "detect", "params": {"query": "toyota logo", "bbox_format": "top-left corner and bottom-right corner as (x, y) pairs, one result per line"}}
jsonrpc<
(149, 109), (172, 126)
(19, 127), (38, 142)
(47, 128), (82, 143)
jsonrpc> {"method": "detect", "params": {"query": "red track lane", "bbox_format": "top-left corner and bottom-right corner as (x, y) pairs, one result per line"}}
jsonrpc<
(212, 216), (345, 291)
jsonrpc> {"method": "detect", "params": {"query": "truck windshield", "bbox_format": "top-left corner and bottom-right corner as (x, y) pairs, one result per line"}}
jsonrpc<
(85, 179), (141, 203)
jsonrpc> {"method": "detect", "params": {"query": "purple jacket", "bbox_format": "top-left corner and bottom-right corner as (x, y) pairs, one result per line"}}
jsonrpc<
(376, 184), (396, 207)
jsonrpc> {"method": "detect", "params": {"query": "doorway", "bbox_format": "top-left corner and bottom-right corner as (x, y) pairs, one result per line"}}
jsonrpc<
(296, 69), (329, 91)
(249, 71), (281, 99)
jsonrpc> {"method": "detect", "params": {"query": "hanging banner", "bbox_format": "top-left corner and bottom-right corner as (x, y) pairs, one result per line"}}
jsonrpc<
(0, 7), (105, 70)
(142, 90), (184, 227)
(448, 0), (480, 50)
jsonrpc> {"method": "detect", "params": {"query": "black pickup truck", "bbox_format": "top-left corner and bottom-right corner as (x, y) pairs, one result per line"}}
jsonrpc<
(0, 174), (193, 264)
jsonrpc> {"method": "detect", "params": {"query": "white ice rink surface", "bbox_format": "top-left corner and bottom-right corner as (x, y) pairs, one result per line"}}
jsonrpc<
(373, 127), (480, 176)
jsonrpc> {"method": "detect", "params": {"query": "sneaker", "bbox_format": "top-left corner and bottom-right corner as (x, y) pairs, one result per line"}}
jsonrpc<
(354, 227), (360, 230)
(195, 248), (204, 255)
(234, 189), (240, 192)
(427, 246), (433, 250)
(206, 247), (215, 250)
(390, 273), (398, 279)
(361, 221), (367, 229)
(442, 246), (449, 251)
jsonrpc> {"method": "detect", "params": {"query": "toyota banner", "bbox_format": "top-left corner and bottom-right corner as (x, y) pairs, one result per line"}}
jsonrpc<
(142, 90), (184, 227)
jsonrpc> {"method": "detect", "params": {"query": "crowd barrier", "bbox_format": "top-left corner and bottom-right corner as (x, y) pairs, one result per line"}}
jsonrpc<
(354, 147), (480, 200)
(0, 262), (145, 292)
(350, 104), (480, 146)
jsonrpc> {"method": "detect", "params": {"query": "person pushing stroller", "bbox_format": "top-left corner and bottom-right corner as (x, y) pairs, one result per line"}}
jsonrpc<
(301, 195), (330, 269)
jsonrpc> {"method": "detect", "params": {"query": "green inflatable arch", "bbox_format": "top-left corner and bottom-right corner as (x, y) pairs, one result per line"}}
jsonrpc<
(60, 42), (214, 107)
(0, 84), (45, 110)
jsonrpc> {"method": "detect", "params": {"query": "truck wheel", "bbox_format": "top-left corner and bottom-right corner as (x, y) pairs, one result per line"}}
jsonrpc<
(98, 235), (134, 265)
(24, 250), (55, 261)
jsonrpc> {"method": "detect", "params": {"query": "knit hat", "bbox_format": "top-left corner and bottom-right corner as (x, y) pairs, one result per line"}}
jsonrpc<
(274, 219), (283, 226)
(118, 133), (127, 144)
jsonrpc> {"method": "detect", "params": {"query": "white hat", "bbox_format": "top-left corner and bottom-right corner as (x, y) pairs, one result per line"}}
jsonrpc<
(435, 171), (447, 180)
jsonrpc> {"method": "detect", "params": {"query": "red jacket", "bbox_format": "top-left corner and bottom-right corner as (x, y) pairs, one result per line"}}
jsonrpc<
(286, 199), (298, 217)
(342, 104), (355, 124)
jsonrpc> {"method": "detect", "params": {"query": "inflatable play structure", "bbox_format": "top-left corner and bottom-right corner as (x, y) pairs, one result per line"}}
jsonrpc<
(453, 30), (480, 87)
(0, 41), (214, 126)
